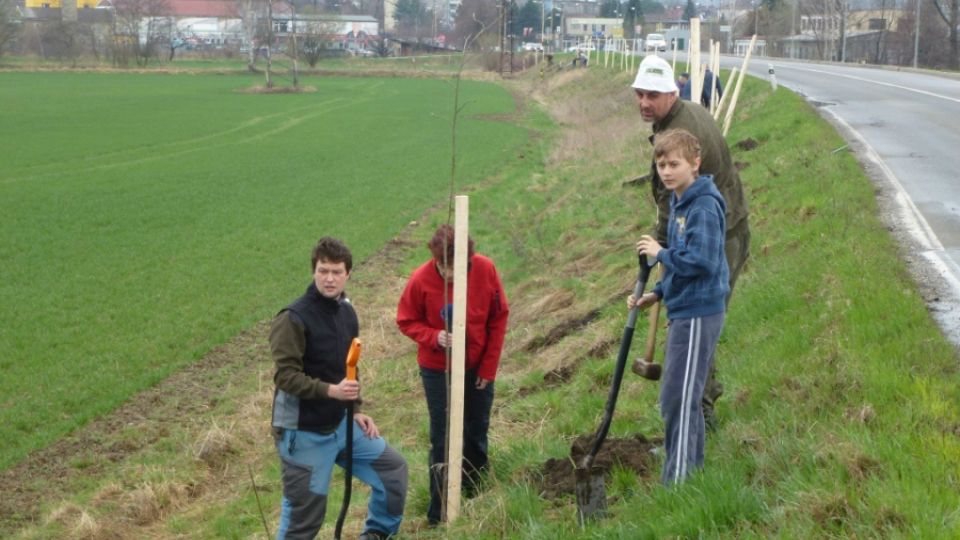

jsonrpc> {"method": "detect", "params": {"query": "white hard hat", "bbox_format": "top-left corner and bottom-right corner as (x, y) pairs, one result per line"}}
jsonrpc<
(631, 55), (678, 94)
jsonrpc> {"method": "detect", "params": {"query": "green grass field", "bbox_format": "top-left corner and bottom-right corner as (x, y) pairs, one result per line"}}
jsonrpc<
(0, 70), (527, 470)
(4, 61), (960, 539)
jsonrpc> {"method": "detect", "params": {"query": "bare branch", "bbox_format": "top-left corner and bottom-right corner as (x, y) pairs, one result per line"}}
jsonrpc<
(929, 0), (952, 25)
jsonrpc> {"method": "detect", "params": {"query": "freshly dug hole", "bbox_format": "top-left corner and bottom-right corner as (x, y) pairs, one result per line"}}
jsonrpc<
(538, 433), (661, 499)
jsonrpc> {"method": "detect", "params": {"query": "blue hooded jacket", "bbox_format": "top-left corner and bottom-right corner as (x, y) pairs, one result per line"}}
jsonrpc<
(652, 174), (730, 319)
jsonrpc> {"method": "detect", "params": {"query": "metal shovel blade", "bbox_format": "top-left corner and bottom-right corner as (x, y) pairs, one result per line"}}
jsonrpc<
(575, 465), (606, 523)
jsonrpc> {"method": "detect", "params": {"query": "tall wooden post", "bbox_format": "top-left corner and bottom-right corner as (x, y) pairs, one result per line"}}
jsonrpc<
(710, 41), (720, 113)
(445, 195), (469, 523)
(620, 38), (630, 71)
(714, 66), (737, 120)
(671, 34), (678, 71)
(722, 34), (757, 136)
(689, 17), (702, 104)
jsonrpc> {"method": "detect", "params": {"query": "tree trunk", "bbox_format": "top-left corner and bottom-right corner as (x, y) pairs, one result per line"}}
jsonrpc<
(265, 0), (273, 88)
(952, 0), (959, 69)
(874, 0), (887, 64)
(290, 8), (298, 87)
(931, 0), (959, 69)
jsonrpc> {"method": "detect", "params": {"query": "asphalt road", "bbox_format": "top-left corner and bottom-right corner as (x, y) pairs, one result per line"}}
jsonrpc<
(716, 56), (960, 345)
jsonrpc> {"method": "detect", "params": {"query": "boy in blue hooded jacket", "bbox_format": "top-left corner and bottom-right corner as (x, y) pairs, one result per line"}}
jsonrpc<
(629, 128), (730, 485)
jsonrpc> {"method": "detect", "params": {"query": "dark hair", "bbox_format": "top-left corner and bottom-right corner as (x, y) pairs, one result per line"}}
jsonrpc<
(311, 236), (353, 272)
(427, 224), (474, 264)
(654, 128), (701, 165)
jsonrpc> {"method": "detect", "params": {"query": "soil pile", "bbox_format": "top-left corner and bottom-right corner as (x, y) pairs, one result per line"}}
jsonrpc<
(539, 434), (662, 499)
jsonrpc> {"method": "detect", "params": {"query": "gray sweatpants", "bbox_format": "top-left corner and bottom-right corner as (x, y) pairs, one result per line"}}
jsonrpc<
(659, 312), (725, 485)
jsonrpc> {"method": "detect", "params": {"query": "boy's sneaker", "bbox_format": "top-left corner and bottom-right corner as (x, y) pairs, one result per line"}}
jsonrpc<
(358, 530), (391, 540)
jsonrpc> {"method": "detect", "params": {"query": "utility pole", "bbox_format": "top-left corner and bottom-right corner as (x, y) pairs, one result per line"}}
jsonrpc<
(840, 0), (847, 62)
(791, 0), (797, 58)
(912, 0), (921, 68)
(540, 0), (545, 53)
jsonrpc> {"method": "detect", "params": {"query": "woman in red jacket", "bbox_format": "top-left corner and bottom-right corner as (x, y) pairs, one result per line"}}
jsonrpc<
(396, 225), (509, 525)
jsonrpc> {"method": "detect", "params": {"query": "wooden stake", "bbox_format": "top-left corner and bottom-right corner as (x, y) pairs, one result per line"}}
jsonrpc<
(445, 195), (469, 523)
(714, 66), (737, 120)
(689, 17), (702, 104)
(671, 34), (678, 71)
(709, 42), (720, 114)
(625, 39), (630, 72)
(722, 34), (757, 137)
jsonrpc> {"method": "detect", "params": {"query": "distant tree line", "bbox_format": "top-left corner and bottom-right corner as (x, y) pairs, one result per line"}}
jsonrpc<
(1, 0), (955, 70)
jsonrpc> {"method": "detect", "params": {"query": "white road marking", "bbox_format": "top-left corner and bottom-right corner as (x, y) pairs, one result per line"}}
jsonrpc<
(780, 66), (960, 104)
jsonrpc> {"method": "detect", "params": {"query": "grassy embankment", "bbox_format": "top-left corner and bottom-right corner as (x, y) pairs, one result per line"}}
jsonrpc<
(6, 62), (959, 539)
(392, 68), (960, 539)
(0, 71), (526, 472)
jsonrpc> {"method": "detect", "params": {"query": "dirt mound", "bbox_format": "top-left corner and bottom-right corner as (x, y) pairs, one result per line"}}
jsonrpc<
(736, 138), (759, 151)
(236, 85), (318, 94)
(538, 434), (661, 499)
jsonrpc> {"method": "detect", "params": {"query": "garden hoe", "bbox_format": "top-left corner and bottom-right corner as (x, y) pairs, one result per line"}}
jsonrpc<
(575, 255), (654, 524)
(334, 338), (362, 540)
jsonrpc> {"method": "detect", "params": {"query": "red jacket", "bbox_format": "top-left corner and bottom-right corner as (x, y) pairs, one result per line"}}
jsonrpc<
(396, 254), (509, 381)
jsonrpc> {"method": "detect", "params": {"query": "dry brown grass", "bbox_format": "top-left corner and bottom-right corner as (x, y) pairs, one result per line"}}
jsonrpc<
(45, 504), (104, 540)
(193, 421), (237, 469)
(529, 69), (646, 169)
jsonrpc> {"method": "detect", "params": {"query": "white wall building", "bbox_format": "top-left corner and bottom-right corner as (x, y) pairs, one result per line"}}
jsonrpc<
(565, 16), (620, 39)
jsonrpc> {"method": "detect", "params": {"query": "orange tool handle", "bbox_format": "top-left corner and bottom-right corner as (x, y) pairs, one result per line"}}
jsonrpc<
(345, 338), (361, 381)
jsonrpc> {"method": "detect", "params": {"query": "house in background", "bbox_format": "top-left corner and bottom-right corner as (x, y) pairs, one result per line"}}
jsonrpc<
(778, 8), (906, 62)
(270, 7), (379, 53)
(16, 0), (112, 57)
(20, 0), (107, 20)
(564, 16), (620, 40)
(163, 0), (243, 48)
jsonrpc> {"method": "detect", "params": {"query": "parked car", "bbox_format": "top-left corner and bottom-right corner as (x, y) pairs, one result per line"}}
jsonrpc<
(565, 43), (596, 52)
(522, 42), (545, 52)
(644, 33), (667, 52)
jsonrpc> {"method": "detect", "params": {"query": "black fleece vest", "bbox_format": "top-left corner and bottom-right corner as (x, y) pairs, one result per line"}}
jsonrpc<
(285, 283), (359, 433)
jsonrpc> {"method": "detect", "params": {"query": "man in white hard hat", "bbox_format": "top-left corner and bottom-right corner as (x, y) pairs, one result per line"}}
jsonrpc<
(630, 54), (751, 433)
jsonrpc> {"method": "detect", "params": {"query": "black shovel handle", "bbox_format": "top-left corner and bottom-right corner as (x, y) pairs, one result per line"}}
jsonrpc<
(582, 255), (653, 469)
(333, 402), (354, 540)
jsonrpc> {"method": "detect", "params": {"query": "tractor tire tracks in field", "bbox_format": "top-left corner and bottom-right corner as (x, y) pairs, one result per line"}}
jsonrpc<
(1, 91), (384, 186)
